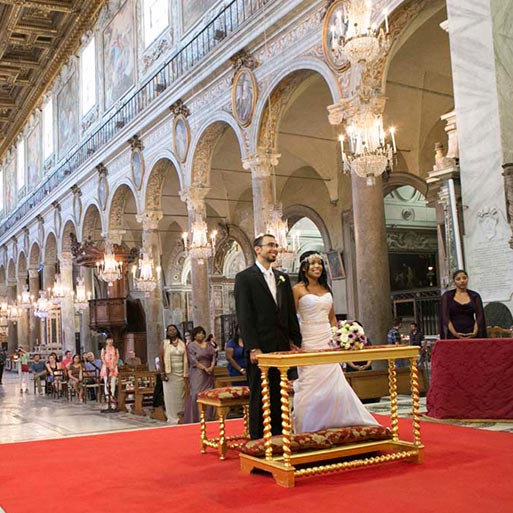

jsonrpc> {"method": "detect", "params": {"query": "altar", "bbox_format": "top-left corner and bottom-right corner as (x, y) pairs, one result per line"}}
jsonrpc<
(426, 338), (513, 419)
(240, 345), (423, 487)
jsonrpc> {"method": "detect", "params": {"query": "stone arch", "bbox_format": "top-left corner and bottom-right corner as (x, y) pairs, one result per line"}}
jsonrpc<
(382, 0), (448, 93)
(0, 265), (6, 291)
(212, 224), (254, 275)
(17, 251), (27, 277)
(61, 219), (77, 255)
(188, 120), (241, 187)
(252, 58), (341, 154)
(29, 242), (41, 269)
(143, 158), (180, 212)
(144, 151), (184, 203)
(107, 182), (139, 233)
(44, 232), (58, 265)
(383, 172), (429, 197)
(283, 204), (333, 251)
(7, 258), (16, 283)
(81, 203), (104, 242)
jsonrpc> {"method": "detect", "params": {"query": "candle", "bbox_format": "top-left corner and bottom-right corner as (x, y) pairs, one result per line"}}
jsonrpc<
(182, 231), (188, 250)
(384, 8), (389, 33)
(390, 127), (397, 153)
(338, 134), (345, 155)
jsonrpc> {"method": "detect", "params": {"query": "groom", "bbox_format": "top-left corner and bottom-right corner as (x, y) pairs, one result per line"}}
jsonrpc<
(235, 233), (301, 439)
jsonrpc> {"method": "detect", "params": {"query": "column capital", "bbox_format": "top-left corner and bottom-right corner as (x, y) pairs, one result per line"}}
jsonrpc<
(328, 92), (386, 126)
(136, 210), (163, 231)
(28, 269), (39, 279)
(179, 185), (209, 214)
(242, 149), (281, 177)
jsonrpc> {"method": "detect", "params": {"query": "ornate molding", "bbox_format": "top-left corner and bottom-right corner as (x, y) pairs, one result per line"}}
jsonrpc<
(179, 185), (209, 215)
(136, 210), (163, 231)
(128, 134), (144, 152)
(387, 229), (438, 252)
(242, 149), (281, 177)
(143, 35), (172, 72)
(191, 123), (226, 185)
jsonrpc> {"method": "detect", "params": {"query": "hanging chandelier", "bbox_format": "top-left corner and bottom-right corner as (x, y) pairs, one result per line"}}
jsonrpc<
(7, 304), (22, 322)
(34, 290), (54, 319)
(132, 250), (161, 297)
(330, 0), (389, 65)
(50, 274), (68, 304)
(73, 277), (91, 313)
(182, 220), (218, 262)
(96, 242), (123, 285)
(17, 285), (33, 309)
(339, 96), (396, 186)
(266, 204), (300, 272)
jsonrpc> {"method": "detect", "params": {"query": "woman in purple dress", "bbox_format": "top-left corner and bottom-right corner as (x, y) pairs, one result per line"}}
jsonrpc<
(439, 269), (487, 339)
(183, 326), (216, 423)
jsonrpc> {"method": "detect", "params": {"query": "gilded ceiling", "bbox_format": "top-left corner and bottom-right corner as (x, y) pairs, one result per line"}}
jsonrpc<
(0, 0), (108, 159)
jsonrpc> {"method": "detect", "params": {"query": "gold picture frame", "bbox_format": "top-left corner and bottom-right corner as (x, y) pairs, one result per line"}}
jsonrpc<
(173, 114), (190, 163)
(231, 67), (257, 127)
(322, 0), (351, 73)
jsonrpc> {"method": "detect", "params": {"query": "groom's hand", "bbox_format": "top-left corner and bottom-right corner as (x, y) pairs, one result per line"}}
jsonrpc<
(250, 348), (262, 364)
(289, 342), (300, 351)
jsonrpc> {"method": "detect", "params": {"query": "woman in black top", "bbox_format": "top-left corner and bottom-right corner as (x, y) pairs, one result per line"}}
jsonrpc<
(439, 269), (486, 339)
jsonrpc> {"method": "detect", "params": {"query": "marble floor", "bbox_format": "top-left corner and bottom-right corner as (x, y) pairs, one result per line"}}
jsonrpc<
(1, 371), (512, 444)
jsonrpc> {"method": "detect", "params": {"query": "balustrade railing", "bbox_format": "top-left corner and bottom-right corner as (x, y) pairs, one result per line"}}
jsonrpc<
(0, 0), (272, 237)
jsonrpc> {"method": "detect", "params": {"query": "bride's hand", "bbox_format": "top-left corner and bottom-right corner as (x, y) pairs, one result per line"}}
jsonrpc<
(289, 342), (300, 351)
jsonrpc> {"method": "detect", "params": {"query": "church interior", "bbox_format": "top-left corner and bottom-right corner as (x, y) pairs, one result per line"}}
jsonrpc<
(0, 0), (512, 511)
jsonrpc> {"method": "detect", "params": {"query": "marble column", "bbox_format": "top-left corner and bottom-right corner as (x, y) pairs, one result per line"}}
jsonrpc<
(80, 268), (93, 354)
(7, 279), (17, 353)
(17, 274), (29, 352)
(242, 150), (280, 237)
(42, 259), (56, 292)
(446, 0), (513, 306)
(179, 186), (211, 332)
(136, 210), (164, 369)
(59, 253), (76, 354)
(351, 176), (392, 346)
(28, 268), (40, 349)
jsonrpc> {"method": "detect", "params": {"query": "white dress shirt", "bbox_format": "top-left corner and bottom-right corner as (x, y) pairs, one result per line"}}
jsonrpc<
(255, 261), (277, 303)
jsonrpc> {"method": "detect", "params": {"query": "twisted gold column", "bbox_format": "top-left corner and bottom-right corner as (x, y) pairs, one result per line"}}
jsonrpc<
(218, 413), (226, 460)
(261, 367), (273, 460)
(199, 407), (207, 454)
(388, 359), (399, 441)
(242, 404), (249, 438)
(279, 368), (292, 468)
(410, 358), (422, 446)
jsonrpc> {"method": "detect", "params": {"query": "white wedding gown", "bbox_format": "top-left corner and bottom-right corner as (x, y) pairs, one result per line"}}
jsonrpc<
(293, 293), (378, 433)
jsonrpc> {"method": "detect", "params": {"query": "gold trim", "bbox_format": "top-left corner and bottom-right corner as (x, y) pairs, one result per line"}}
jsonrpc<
(172, 114), (190, 163)
(322, 0), (351, 73)
(231, 67), (258, 128)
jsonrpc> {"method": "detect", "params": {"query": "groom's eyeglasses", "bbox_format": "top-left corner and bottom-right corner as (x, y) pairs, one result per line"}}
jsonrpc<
(257, 242), (279, 248)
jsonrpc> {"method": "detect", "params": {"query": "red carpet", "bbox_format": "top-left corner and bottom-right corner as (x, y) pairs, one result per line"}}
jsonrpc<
(0, 416), (511, 513)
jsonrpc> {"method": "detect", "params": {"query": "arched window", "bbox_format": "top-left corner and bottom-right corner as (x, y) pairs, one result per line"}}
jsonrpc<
(143, 0), (169, 48)
(80, 37), (97, 115)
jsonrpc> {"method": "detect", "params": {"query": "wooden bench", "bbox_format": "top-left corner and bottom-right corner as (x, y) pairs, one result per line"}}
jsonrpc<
(116, 371), (136, 412)
(133, 371), (158, 416)
(197, 386), (250, 460)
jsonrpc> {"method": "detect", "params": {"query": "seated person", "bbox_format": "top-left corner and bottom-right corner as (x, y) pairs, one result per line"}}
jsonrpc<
(30, 354), (47, 394)
(68, 354), (84, 402)
(125, 350), (142, 367)
(61, 350), (73, 370)
(45, 352), (63, 394)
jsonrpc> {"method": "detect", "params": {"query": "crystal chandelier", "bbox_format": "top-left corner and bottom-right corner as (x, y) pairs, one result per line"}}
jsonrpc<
(339, 100), (396, 185)
(34, 290), (54, 319)
(330, 0), (389, 65)
(73, 277), (90, 312)
(17, 285), (33, 309)
(266, 204), (300, 272)
(50, 274), (68, 304)
(182, 220), (218, 262)
(8, 304), (22, 322)
(132, 250), (161, 297)
(96, 242), (123, 285)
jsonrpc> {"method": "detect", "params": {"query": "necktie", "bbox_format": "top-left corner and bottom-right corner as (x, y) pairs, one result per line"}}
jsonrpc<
(266, 269), (277, 303)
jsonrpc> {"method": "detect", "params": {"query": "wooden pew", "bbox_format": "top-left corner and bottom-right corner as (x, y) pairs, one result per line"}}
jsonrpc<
(133, 371), (158, 416)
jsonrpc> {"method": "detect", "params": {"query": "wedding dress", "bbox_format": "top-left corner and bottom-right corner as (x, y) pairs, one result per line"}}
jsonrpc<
(293, 293), (378, 433)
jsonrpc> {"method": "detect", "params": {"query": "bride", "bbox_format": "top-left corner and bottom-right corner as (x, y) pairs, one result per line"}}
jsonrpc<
(292, 252), (378, 433)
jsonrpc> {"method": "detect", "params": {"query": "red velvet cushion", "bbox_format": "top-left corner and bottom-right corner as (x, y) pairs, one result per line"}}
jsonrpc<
(318, 425), (392, 445)
(240, 432), (331, 456)
(197, 386), (250, 401)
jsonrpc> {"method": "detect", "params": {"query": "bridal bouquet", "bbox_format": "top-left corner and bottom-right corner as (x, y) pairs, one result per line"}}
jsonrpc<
(329, 320), (367, 350)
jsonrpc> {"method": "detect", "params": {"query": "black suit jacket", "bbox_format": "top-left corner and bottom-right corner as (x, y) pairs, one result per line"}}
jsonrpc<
(234, 264), (301, 355)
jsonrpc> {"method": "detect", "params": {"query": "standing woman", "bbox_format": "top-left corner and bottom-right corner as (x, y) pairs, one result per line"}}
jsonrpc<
(440, 269), (487, 339)
(100, 336), (119, 403)
(159, 324), (189, 424)
(183, 326), (216, 423)
(225, 327), (247, 385)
